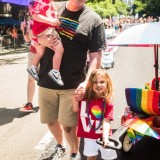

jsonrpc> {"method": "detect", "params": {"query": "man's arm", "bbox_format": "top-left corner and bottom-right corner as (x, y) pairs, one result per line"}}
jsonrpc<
(85, 51), (102, 83)
(75, 50), (102, 101)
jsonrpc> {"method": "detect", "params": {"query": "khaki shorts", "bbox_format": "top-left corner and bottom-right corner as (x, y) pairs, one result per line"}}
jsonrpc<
(38, 87), (78, 127)
(37, 27), (60, 38)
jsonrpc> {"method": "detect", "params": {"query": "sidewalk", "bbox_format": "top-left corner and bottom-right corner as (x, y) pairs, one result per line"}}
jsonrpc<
(0, 47), (29, 55)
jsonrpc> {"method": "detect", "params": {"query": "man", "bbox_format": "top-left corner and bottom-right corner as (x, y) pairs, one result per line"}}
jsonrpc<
(37, 0), (106, 159)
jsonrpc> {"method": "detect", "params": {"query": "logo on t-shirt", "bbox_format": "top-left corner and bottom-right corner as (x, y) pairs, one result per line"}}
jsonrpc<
(80, 101), (102, 134)
(91, 105), (102, 119)
(59, 17), (79, 40)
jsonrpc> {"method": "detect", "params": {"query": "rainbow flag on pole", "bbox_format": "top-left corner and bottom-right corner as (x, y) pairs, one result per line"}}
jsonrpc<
(123, 117), (160, 144)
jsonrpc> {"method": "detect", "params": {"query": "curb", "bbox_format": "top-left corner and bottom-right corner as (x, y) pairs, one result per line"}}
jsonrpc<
(0, 47), (29, 56)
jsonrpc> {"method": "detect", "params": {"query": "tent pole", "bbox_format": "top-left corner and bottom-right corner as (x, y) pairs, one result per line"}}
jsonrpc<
(155, 44), (159, 90)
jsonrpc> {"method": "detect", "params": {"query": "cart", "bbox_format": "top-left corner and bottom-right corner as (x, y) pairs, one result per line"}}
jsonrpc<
(97, 22), (160, 153)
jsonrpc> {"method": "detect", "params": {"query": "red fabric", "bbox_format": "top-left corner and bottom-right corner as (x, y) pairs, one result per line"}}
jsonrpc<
(77, 98), (113, 139)
(152, 91), (160, 115)
(151, 77), (160, 90)
(31, 0), (57, 35)
(30, 45), (37, 54)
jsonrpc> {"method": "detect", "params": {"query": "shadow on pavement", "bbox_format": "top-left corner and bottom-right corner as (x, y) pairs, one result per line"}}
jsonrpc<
(0, 48), (29, 56)
(0, 106), (39, 126)
(0, 56), (26, 66)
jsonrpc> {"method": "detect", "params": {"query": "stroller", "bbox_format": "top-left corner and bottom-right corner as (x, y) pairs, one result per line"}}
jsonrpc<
(97, 22), (160, 153)
(97, 79), (160, 153)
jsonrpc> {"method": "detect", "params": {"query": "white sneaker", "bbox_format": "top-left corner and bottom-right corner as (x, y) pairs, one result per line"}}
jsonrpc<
(27, 66), (39, 81)
(69, 153), (81, 160)
(50, 144), (67, 160)
(48, 70), (64, 86)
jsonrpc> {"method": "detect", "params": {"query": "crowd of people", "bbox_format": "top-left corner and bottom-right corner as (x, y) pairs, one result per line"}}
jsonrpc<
(19, 0), (118, 160)
(0, 25), (25, 50)
(0, 25), (19, 36)
(104, 15), (160, 33)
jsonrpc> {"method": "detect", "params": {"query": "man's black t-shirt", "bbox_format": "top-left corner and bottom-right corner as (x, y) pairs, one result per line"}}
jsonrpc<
(38, 2), (106, 89)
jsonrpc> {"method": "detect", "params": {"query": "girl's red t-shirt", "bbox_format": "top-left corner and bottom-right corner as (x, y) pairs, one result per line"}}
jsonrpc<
(77, 98), (114, 139)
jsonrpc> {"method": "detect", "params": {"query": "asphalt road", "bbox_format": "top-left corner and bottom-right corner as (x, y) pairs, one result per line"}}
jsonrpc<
(0, 46), (160, 160)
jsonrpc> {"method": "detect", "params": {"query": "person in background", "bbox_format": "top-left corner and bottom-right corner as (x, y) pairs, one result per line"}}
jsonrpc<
(19, 1), (37, 112)
(5, 27), (12, 36)
(37, 0), (106, 159)
(11, 26), (18, 39)
(73, 69), (117, 160)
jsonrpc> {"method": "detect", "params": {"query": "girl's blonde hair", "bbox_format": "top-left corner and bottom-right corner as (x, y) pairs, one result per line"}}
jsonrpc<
(84, 69), (113, 103)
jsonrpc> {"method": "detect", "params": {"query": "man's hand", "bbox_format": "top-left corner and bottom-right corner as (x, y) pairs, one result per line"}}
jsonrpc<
(51, 19), (61, 27)
(75, 81), (87, 101)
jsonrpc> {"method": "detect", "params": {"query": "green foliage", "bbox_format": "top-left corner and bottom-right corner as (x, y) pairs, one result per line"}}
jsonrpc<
(134, 0), (146, 13)
(144, 0), (160, 17)
(86, 0), (129, 18)
(114, 0), (129, 16)
(133, 0), (160, 17)
(60, 0), (160, 18)
(87, 0), (160, 18)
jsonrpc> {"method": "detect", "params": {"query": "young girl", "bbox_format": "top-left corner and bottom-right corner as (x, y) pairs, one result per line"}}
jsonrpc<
(73, 69), (117, 160)
(27, 0), (64, 86)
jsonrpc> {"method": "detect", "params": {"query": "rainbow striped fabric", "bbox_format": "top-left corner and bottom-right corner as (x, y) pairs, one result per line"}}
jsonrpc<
(123, 117), (160, 144)
(125, 88), (160, 115)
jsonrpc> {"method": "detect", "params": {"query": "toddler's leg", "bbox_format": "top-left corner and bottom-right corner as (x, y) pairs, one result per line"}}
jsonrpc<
(48, 40), (64, 86)
(27, 43), (45, 81)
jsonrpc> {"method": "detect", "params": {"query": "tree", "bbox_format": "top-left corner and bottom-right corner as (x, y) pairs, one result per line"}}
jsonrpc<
(86, 0), (129, 18)
(144, 0), (160, 17)
(132, 0), (146, 17)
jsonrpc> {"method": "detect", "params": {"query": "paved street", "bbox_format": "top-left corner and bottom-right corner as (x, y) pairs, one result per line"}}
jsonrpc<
(1, 46), (160, 160)
(0, 49), (89, 160)
(0, 50), (62, 160)
(0, 48), (116, 160)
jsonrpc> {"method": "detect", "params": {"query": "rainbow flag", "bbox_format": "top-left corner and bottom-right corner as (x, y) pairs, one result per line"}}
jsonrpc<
(125, 88), (160, 115)
(127, 128), (144, 144)
(123, 117), (160, 142)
